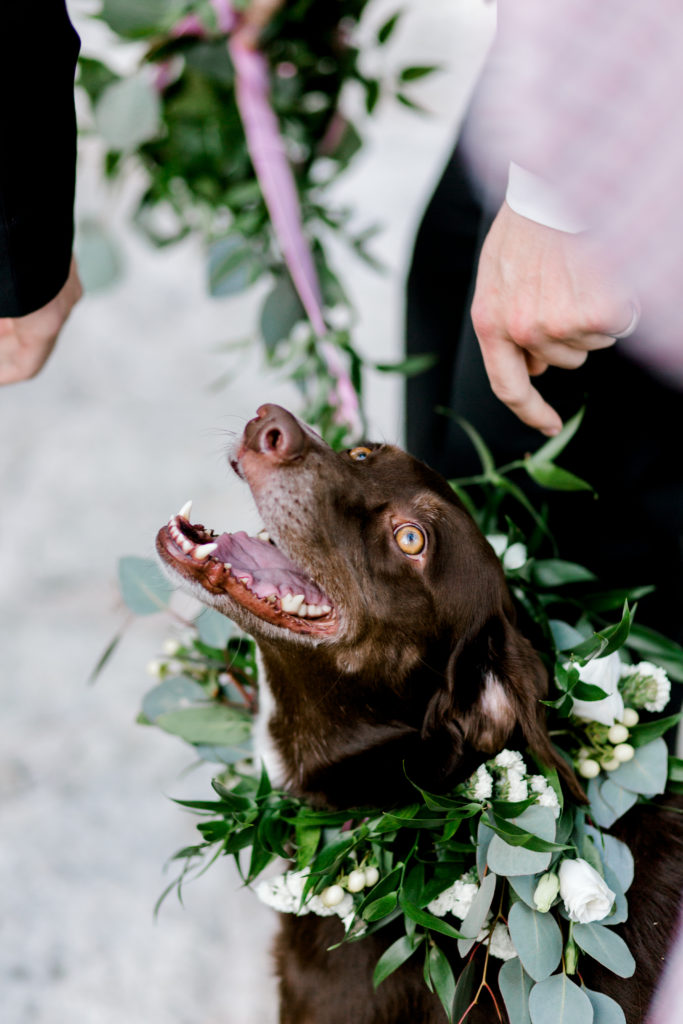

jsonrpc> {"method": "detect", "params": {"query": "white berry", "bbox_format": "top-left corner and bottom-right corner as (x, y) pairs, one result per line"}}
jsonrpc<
(346, 870), (366, 893)
(614, 743), (635, 763)
(577, 758), (600, 779)
(607, 724), (629, 744)
(364, 866), (380, 887)
(321, 885), (345, 908)
(621, 708), (640, 727)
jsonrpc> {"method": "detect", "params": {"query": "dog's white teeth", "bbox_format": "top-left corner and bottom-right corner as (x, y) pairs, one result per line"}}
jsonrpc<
(178, 500), (193, 521)
(223, 562), (232, 570)
(281, 593), (305, 615)
(320, 605), (332, 615)
(194, 542), (218, 561)
(256, 530), (270, 542)
(179, 537), (195, 555)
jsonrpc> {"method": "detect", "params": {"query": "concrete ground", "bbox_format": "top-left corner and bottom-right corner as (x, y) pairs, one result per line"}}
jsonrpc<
(0, 3), (494, 1022)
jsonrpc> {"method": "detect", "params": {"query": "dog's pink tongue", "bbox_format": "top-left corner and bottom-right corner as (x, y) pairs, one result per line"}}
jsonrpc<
(213, 531), (326, 603)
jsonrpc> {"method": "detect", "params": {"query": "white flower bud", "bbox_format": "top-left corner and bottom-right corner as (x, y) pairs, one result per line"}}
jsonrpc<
(346, 869), (366, 893)
(601, 756), (620, 772)
(577, 758), (600, 779)
(559, 858), (615, 923)
(321, 885), (345, 908)
(533, 872), (560, 913)
(162, 638), (182, 656)
(364, 866), (380, 887)
(146, 659), (165, 678)
(620, 707), (640, 727)
(614, 743), (635, 763)
(607, 724), (629, 744)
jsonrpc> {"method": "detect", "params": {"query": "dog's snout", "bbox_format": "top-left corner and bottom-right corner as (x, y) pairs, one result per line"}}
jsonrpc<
(243, 404), (307, 463)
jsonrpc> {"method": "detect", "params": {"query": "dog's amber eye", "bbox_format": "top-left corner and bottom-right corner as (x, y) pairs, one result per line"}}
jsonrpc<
(349, 446), (372, 461)
(394, 524), (426, 556)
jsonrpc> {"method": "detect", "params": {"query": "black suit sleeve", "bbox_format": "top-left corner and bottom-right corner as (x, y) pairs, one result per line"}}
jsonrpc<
(0, 2), (80, 316)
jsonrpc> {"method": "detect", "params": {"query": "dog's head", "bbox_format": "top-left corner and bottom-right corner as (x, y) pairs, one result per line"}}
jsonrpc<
(157, 404), (580, 804)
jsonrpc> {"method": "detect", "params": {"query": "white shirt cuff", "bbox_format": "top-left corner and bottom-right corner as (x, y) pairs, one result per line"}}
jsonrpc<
(505, 162), (588, 233)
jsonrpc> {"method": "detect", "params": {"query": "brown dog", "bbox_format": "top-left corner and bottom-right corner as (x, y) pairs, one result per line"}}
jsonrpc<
(157, 404), (683, 1024)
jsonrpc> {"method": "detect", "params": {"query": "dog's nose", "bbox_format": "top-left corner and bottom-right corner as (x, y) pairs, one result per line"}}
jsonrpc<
(243, 404), (308, 463)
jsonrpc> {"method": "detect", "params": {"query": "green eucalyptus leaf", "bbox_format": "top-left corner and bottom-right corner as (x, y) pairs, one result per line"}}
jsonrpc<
(373, 933), (421, 989)
(95, 75), (162, 150)
(532, 561), (596, 588)
(196, 607), (235, 647)
(607, 738), (668, 796)
(509, 874), (539, 909)
(498, 958), (533, 1024)
(142, 676), (207, 722)
(118, 556), (173, 615)
(76, 218), (123, 292)
(508, 902), (563, 981)
(584, 830), (634, 893)
(550, 621), (587, 652)
(598, 780), (638, 820)
(582, 986), (627, 1024)
(99, 0), (183, 36)
(572, 923), (635, 977)
(260, 275), (306, 352)
(459, 871), (497, 939)
(374, 353), (438, 377)
(487, 837), (551, 877)
(586, 778), (622, 830)
(529, 974), (594, 1024)
(156, 706), (251, 746)
(476, 818), (496, 880)
(208, 236), (260, 297)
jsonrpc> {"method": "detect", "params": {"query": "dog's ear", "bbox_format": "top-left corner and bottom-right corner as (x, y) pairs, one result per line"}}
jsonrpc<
(422, 613), (585, 801)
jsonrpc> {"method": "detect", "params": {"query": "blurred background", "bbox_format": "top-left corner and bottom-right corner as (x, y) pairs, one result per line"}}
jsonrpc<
(0, 2), (495, 1021)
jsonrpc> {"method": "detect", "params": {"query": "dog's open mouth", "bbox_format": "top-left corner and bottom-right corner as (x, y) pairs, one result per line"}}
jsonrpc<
(157, 501), (337, 637)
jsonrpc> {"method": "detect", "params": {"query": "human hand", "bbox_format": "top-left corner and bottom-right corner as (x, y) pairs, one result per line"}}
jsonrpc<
(0, 257), (83, 384)
(470, 202), (638, 436)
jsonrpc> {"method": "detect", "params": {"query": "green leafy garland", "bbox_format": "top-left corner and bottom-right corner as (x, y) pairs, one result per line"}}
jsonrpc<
(106, 413), (683, 1024)
(78, 0), (437, 444)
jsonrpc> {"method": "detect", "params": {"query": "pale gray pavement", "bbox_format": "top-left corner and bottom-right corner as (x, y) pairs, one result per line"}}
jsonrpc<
(0, 4), (494, 1022)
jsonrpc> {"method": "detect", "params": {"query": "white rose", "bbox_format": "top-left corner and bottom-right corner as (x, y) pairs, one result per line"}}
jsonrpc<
(559, 858), (615, 923)
(569, 651), (624, 726)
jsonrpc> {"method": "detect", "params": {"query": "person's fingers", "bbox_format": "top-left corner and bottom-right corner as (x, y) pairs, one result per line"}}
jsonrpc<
(525, 352), (549, 377)
(479, 334), (563, 436)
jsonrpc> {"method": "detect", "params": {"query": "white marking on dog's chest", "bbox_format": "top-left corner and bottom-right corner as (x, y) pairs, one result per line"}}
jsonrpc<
(253, 649), (287, 787)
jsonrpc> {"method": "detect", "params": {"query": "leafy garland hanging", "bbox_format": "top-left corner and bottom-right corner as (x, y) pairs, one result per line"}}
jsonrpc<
(78, 0), (438, 444)
(106, 413), (683, 1024)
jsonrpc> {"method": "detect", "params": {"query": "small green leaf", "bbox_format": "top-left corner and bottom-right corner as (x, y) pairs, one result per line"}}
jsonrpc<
(508, 902), (563, 981)
(373, 933), (422, 989)
(527, 408), (585, 466)
(529, 974), (594, 1024)
(525, 460), (593, 492)
(625, 624), (683, 682)
(550, 621), (590, 652)
(400, 898), (466, 940)
(427, 943), (456, 1021)
(498, 958), (534, 1024)
(294, 824), (321, 869)
(208, 235), (260, 297)
(573, 923), (635, 977)
(363, 893), (398, 921)
(399, 64), (441, 82)
(629, 712), (682, 748)
(260, 275), (306, 352)
(377, 11), (402, 45)
(453, 417), (496, 475)
(452, 960), (477, 1024)
(374, 353), (438, 377)
(118, 556), (173, 615)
